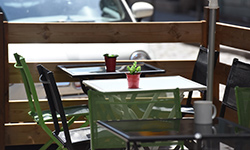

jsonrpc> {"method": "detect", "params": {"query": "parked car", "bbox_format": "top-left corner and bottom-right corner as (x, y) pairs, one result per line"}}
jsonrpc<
(1, 0), (154, 99)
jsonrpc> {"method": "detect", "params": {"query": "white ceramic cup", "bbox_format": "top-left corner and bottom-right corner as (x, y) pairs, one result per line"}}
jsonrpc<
(194, 101), (217, 124)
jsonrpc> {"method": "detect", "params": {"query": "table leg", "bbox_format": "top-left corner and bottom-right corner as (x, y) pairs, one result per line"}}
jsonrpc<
(127, 142), (130, 150)
(184, 140), (197, 149)
(133, 142), (139, 150)
(196, 139), (202, 150)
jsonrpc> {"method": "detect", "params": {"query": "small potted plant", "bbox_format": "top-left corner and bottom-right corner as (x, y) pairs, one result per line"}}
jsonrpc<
(126, 61), (141, 88)
(103, 53), (119, 72)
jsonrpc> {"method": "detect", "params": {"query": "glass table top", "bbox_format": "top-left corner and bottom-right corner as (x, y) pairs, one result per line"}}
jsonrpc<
(98, 117), (250, 142)
(57, 62), (165, 78)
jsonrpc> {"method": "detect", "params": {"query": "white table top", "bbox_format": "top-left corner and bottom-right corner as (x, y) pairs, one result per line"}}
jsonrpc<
(82, 75), (206, 93)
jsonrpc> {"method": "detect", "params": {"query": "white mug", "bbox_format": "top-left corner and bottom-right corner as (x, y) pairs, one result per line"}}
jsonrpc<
(194, 101), (217, 124)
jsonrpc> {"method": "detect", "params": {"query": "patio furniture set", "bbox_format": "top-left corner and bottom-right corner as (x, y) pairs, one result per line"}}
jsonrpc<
(13, 44), (250, 150)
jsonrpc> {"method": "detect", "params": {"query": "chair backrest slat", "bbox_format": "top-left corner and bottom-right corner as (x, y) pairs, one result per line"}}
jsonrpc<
(192, 46), (219, 85)
(185, 46), (219, 106)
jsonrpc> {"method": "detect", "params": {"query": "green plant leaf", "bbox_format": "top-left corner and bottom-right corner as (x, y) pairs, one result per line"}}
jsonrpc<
(103, 53), (119, 57)
(127, 61), (141, 75)
(136, 66), (141, 72)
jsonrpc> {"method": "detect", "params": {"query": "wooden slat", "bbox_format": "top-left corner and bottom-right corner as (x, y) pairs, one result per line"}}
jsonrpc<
(5, 121), (84, 146)
(6, 22), (203, 43)
(214, 62), (231, 85)
(9, 61), (104, 83)
(8, 99), (88, 122)
(9, 60), (195, 83)
(217, 22), (250, 51)
(9, 97), (206, 123)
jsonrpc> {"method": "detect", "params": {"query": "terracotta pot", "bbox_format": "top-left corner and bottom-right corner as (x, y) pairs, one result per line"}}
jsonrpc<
(126, 73), (141, 88)
(104, 56), (117, 72)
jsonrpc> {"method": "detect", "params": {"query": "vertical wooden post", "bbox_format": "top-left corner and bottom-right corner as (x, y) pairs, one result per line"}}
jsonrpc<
(0, 12), (5, 150)
(213, 8), (220, 107)
(201, 7), (209, 47)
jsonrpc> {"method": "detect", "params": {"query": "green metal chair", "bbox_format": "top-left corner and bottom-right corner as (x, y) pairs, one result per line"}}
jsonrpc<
(88, 89), (184, 150)
(234, 86), (250, 128)
(13, 53), (89, 150)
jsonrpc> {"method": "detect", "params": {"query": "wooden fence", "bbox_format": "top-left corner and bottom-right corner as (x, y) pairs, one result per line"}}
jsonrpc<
(1, 7), (250, 149)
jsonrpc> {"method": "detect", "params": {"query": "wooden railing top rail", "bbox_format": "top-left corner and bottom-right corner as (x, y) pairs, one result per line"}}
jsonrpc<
(216, 22), (250, 51)
(5, 21), (204, 44)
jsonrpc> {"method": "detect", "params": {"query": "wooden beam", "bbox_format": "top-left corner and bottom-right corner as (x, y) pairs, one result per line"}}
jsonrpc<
(214, 62), (231, 85)
(8, 99), (88, 122)
(7, 22), (203, 43)
(217, 22), (250, 51)
(5, 121), (84, 146)
(9, 60), (195, 83)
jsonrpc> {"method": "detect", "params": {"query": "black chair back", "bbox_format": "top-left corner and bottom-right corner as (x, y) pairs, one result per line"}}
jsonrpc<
(185, 46), (219, 106)
(37, 64), (74, 149)
(220, 58), (250, 117)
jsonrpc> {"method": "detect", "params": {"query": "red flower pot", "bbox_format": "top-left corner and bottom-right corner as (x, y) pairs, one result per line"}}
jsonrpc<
(126, 73), (141, 88)
(104, 56), (117, 72)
